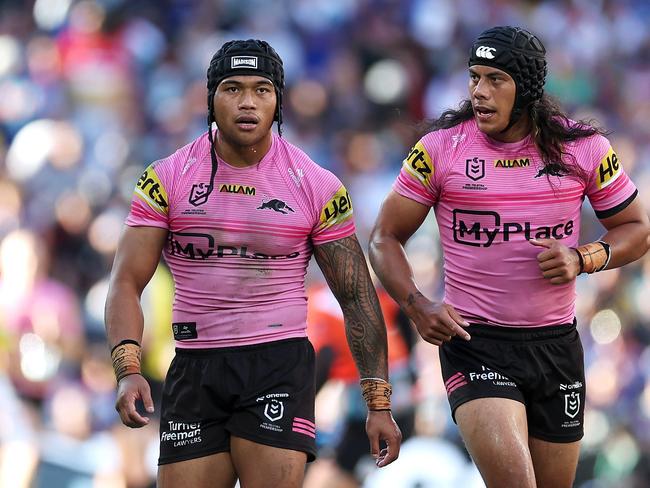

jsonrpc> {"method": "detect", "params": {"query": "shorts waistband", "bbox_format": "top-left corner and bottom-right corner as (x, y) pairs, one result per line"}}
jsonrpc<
(175, 337), (308, 356)
(465, 319), (576, 342)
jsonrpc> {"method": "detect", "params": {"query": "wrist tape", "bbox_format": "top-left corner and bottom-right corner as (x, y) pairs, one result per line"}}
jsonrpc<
(575, 241), (611, 274)
(360, 378), (392, 411)
(110, 340), (141, 382)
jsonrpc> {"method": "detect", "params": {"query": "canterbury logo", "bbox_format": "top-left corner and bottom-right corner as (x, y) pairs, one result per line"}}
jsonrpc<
(475, 46), (496, 59)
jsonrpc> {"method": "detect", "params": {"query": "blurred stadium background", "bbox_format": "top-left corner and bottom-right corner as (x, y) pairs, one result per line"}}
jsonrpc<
(1, 0), (649, 487)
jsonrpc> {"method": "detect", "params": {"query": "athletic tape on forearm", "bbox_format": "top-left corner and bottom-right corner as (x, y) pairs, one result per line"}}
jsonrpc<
(575, 241), (611, 274)
(110, 340), (142, 381)
(360, 378), (392, 411)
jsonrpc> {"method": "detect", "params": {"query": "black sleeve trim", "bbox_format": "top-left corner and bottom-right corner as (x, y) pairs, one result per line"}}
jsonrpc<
(594, 190), (638, 219)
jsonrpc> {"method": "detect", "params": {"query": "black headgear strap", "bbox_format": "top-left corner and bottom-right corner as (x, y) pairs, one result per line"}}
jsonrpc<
(204, 39), (285, 201)
(468, 26), (547, 132)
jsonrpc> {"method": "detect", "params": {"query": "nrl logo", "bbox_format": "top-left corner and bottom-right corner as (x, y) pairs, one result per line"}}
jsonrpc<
(564, 391), (580, 419)
(189, 183), (210, 207)
(264, 400), (284, 422)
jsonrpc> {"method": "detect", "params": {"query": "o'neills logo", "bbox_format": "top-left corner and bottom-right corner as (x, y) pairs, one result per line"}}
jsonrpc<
(231, 56), (257, 69)
(160, 421), (202, 447)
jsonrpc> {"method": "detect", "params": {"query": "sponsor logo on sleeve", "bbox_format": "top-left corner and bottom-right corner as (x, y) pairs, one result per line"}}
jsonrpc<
(319, 185), (353, 228)
(596, 147), (621, 189)
(135, 165), (168, 214)
(403, 141), (433, 186)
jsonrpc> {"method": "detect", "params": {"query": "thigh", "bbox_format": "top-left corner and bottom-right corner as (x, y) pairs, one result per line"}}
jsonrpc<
(226, 339), (317, 462)
(528, 436), (580, 488)
(158, 352), (231, 465)
(455, 397), (536, 488)
(525, 327), (585, 443)
(231, 436), (307, 488)
(158, 452), (237, 488)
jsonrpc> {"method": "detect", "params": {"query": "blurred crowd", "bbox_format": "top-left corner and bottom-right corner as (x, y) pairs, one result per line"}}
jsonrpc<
(1, 0), (650, 487)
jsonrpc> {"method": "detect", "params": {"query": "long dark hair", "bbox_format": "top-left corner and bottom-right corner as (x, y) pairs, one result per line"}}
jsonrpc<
(426, 95), (608, 179)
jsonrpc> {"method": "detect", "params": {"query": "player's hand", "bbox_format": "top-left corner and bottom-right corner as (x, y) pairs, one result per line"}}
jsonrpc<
(366, 410), (402, 467)
(530, 238), (581, 284)
(115, 373), (154, 428)
(403, 293), (471, 345)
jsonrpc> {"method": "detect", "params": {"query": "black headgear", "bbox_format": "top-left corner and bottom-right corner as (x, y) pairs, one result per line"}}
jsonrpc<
(468, 26), (547, 128)
(203, 39), (284, 203)
(207, 39), (285, 131)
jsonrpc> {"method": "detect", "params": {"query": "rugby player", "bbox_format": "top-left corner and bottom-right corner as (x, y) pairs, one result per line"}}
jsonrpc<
(105, 39), (401, 488)
(369, 26), (650, 488)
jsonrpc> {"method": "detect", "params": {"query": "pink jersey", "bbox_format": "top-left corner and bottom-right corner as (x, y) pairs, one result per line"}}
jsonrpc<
(127, 132), (355, 347)
(394, 119), (638, 327)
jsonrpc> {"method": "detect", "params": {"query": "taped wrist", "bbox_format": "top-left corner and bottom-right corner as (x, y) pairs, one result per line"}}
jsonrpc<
(575, 241), (611, 274)
(360, 378), (392, 411)
(110, 340), (141, 381)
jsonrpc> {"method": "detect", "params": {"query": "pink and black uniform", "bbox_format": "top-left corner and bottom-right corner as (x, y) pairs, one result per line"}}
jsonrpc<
(128, 131), (354, 347)
(395, 118), (638, 442)
(128, 131), (355, 464)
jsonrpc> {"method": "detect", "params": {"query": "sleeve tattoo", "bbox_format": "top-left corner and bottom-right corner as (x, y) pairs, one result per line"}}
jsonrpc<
(313, 235), (389, 379)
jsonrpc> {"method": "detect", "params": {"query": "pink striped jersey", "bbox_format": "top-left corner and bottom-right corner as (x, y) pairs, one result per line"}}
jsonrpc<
(394, 118), (638, 327)
(126, 132), (355, 347)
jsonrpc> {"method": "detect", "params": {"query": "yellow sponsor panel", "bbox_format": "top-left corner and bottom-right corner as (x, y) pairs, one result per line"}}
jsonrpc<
(596, 147), (621, 189)
(320, 185), (353, 228)
(402, 141), (433, 186)
(134, 164), (169, 214)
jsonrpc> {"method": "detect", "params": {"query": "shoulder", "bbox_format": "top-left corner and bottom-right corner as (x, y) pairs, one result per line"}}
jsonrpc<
(562, 119), (612, 159)
(146, 133), (208, 178)
(274, 135), (345, 188)
(418, 119), (477, 155)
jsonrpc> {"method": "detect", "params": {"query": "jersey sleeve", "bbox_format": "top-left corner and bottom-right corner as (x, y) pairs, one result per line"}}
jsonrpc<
(392, 136), (439, 206)
(125, 160), (171, 228)
(310, 171), (356, 246)
(584, 135), (638, 219)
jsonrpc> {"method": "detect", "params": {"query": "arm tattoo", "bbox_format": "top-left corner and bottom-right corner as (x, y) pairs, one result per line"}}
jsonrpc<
(313, 235), (389, 379)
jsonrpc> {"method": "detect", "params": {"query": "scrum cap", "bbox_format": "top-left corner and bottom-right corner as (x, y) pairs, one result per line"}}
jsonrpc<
(207, 39), (285, 127)
(469, 26), (547, 119)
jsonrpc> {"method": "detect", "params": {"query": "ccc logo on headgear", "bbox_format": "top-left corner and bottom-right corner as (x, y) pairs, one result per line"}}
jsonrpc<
(475, 46), (496, 59)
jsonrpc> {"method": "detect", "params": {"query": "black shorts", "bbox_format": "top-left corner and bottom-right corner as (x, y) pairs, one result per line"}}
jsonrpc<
(158, 338), (316, 465)
(439, 321), (585, 443)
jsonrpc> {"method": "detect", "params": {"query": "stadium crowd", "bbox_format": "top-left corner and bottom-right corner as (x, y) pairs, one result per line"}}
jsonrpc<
(1, 0), (650, 486)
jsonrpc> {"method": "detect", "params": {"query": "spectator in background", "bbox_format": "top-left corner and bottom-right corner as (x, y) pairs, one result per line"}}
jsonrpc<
(369, 26), (650, 487)
(305, 282), (417, 488)
(1, 1), (650, 486)
(0, 229), (84, 402)
(105, 38), (401, 488)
